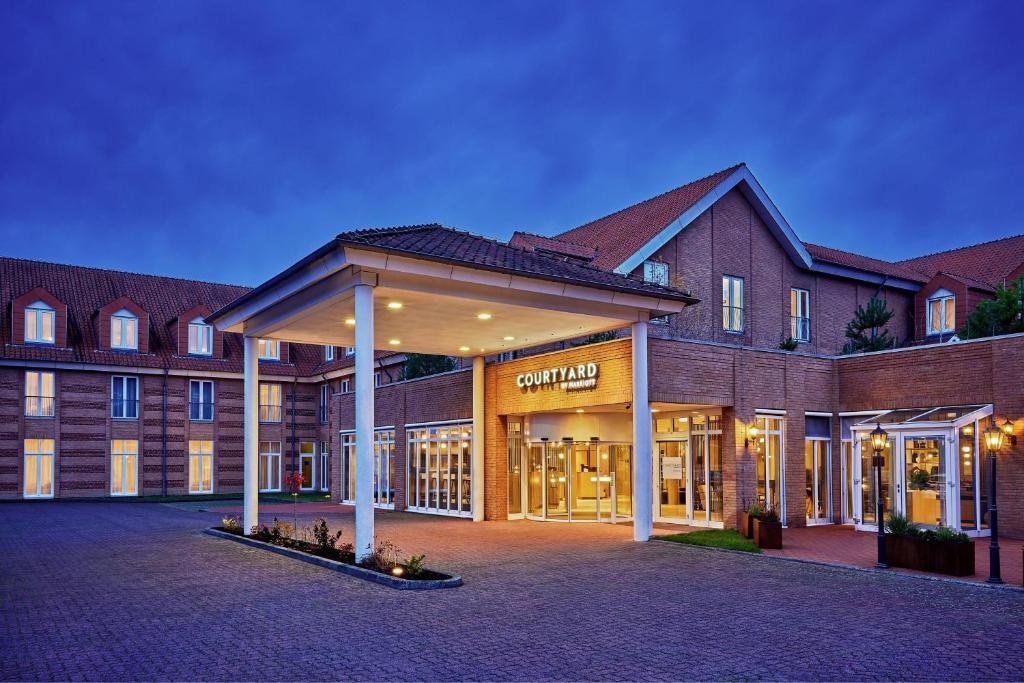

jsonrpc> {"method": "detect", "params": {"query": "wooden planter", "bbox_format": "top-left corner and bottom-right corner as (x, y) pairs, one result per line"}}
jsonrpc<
(885, 535), (975, 576)
(738, 512), (755, 539)
(752, 518), (782, 549)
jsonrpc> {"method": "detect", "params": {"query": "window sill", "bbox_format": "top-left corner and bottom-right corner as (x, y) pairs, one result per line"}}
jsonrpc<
(189, 418), (215, 423)
(111, 416), (139, 421)
(25, 414), (55, 420)
(24, 340), (56, 347)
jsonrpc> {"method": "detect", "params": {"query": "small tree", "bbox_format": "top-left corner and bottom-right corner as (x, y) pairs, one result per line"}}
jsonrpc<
(842, 296), (895, 354)
(403, 353), (456, 380)
(959, 276), (1024, 340)
(571, 330), (619, 347)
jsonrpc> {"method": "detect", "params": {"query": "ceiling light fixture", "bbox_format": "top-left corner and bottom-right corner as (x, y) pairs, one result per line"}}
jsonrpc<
(459, 346), (470, 352)
(344, 318), (355, 326)
(387, 302), (403, 310)
(503, 336), (514, 341)
(477, 312), (492, 320)
(389, 339), (400, 346)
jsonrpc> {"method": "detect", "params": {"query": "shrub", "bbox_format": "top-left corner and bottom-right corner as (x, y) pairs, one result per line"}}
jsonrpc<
(405, 554), (427, 578)
(759, 507), (780, 524)
(885, 513), (919, 537)
(362, 539), (401, 573)
(932, 526), (971, 544)
(746, 503), (763, 517)
(311, 518), (344, 554)
(272, 517), (294, 540)
(778, 337), (798, 351)
(221, 515), (241, 534)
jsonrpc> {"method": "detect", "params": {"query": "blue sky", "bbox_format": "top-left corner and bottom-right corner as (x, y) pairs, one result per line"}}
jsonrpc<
(2, 1), (1022, 286)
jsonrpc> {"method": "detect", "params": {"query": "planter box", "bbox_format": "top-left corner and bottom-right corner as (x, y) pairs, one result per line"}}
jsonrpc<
(752, 518), (782, 549)
(204, 528), (463, 590)
(885, 534), (974, 577)
(738, 512), (755, 539)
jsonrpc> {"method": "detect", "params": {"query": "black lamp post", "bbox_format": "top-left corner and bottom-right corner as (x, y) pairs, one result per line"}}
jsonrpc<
(983, 423), (1006, 584)
(870, 423), (889, 569)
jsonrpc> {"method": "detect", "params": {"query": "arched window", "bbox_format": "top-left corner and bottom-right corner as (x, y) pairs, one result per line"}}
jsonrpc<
(187, 317), (213, 356)
(111, 309), (138, 350)
(25, 301), (55, 344)
(926, 289), (955, 335)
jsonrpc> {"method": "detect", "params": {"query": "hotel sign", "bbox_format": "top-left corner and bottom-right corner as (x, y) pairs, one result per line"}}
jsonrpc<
(516, 363), (599, 392)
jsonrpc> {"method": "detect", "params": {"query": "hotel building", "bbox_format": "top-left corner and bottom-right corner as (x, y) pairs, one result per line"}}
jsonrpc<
(3, 164), (1022, 553)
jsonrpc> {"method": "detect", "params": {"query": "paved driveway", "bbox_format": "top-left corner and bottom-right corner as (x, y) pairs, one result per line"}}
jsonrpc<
(2, 502), (1023, 681)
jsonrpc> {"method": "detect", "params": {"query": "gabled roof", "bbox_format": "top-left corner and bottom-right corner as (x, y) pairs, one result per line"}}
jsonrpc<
(899, 234), (1024, 288)
(334, 224), (697, 303)
(803, 243), (929, 284)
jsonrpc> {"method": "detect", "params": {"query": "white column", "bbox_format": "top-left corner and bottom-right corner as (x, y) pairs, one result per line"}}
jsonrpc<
(632, 320), (653, 541)
(353, 284), (375, 562)
(243, 336), (259, 535)
(471, 356), (485, 522)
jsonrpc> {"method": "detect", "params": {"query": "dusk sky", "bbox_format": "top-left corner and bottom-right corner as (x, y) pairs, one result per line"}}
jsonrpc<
(2, 1), (1022, 286)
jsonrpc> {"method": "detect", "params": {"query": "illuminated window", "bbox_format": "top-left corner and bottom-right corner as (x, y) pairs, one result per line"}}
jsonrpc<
(25, 301), (55, 344)
(259, 441), (282, 492)
(340, 430), (395, 508)
(24, 439), (54, 498)
(790, 288), (810, 342)
(258, 339), (280, 360)
(188, 440), (214, 494)
(25, 370), (55, 417)
(406, 423), (473, 517)
(111, 309), (138, 350)
(927, 290), (955, 335)
(722, 276), (744, 333)
(111, 440), (138, 496)
(259, 383), (282, 423)
(187, 317), (213, 356)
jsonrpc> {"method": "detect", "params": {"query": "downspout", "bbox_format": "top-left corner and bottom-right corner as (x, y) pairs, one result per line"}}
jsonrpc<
(161, 367), (168, 496)
(290, 377), (298, 477)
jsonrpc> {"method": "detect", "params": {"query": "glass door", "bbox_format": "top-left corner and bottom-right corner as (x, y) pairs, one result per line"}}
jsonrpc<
(527, 444), (545, 517)
(612, 445), (632, 521)
(545, 442), (568, 520)
(570, 443), (599, 521)
(805, 439), (830, 524)
(901, 435), (946, 527)
(657, 439), (688, 521)
(854, 436), (894, 529)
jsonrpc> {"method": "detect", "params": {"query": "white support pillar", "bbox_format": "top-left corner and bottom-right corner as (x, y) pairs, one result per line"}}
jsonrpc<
(471, 356), (485, 522)
(243, 335), (259, 535)
(353, 283), (375, 562)
(631, 320), (653, 541)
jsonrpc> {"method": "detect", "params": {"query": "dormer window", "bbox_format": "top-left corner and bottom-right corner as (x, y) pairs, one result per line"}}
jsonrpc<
(187, 317), (213, 356)
(111, 309), (138, 351)
(258, 339), (280, 361)
(25, 301), (55, 345)
(643, 260), (669, 287)
(325, 345), (335, 362)
(927, 289), (955, 335)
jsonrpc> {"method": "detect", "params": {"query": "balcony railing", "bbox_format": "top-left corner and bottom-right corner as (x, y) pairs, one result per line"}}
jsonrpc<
(111, 399), (140, 419)
(259, 404), (282, 423)
(189, 401), (214, 422)
(25, 396), (55, 418)
(791, 316), (810, 342)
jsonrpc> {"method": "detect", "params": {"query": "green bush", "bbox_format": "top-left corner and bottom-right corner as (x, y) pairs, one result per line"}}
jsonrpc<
(885, 513), (920, 537)
(746, 503), (763, 517)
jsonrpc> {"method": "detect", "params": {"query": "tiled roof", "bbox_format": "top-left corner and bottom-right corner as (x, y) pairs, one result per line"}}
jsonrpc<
(553, 164), (744, 270)
(0, 256), (393, 376)
(802, 243), (930, 283)
(336, 224), (697, 302)
(899, 234), (1024, 288)
(507, 231), (597, 260)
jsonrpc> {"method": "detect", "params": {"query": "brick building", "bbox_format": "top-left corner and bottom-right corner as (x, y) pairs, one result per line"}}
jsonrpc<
(3, 164), (1022, 545)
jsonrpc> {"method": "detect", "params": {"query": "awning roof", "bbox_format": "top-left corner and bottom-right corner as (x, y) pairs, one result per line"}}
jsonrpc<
(852, 404), (992, 430)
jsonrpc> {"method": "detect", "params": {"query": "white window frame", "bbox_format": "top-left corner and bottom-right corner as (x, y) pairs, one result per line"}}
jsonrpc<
(406, 421), (473, 518)
(259, 383), (282, 423)
(754, 414), (787, 523)
(299, 442), (316, 491)
(791, 288), (810, 342)
(25, 370), (55, 418)
(23, 438), (55, 499)
(643, 260), (669, 287)
(111, 308), (139, 351)
(188, 440), (214, 494)
(319, 384), (330, 423)
(374, 371), (382, 387)
(722, 275), (745, 333)
(319, 441), (330, 492)
(340, 428), (396, 509)
(341, 378), (352, 393)
(110, 439), (139, 497)
(324, 345), (335, 362)
(345, 346), (355, 357)
(259, 441), (282, 492)
(187, 317), (213, 356)
(926, 289), (956, 335)
(111, 375), (139, 420)
(24, 301), (55, 345)
(189, 379), (215, 422)
(258, 339), (280, 360)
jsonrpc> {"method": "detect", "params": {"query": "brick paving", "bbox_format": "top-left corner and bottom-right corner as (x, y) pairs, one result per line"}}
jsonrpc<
(2, 502), (1024, 681)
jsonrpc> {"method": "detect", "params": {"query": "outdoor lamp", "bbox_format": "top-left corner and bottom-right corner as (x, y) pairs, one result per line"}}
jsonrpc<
(870, 423), (889, 453)
(984, 424), (1006, 452)
(1001, 418), (1017, 446)
(745, 422), (760, 449)
(870, 423), (889, 569)
(983, 422), (1006, 583)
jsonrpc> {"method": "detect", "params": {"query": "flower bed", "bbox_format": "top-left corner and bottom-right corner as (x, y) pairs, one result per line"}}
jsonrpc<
(210, 516), (461, 590)
(884, 514), (975, 577)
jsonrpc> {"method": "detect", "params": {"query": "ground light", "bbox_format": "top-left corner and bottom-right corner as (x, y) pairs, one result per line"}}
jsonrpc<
(870, 423), (889, 569)
(983, 423), (1006, 583)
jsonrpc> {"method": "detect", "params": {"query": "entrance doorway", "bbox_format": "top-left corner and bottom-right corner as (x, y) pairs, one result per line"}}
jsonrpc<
(525, 441), (632, 522)
(654, 412), (724, 527)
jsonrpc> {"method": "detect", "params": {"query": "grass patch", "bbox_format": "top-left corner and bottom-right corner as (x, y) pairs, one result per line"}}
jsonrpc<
(656, 529), (761, 553)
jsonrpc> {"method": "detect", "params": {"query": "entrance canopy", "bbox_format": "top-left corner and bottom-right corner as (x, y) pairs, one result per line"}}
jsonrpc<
(851, 405), (993, 432)
(210, 224), (696, 356)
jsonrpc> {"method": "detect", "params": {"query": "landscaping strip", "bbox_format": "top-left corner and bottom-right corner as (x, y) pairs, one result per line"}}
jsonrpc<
(655, 529), (761, 553)
(204, 528), (462, 590)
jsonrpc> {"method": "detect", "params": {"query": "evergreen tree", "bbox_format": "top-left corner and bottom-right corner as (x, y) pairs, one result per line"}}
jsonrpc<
(959, 276), (1024, 340)
(403, 353), (456, 380)
(842, 296), (896, 354)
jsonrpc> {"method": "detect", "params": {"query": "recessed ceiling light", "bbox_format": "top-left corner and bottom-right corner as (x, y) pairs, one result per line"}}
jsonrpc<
(387, 302), (403, 310)
(389, 339), (400, 345)
(477, 312), (492, 320)
(575, 409), (585, 413)
(503, 336), (514, 341)
(651, 408), (660, 413)
(459, 346), (470, 352)
(344, 318), (355, 326)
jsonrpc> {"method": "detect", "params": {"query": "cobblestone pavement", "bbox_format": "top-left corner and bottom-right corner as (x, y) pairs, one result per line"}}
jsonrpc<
(2, 502), (1024, 681)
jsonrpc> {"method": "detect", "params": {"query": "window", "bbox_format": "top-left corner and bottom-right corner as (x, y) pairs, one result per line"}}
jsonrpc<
(341, 378), (352, 393)
(111, 376), (139, 419)
(300, 442), (316, 491)
(24, 439), (54, 498)
(340, 430), (396, 508)
(111, 440), (138, 496)
(754, 415), (785, 520)
(407, 423), (473, 517)
(188, 440), (214, 494)
(345, 346), (355, 357)
(25, 301), (55, 344)
(259, 441), (282, 492)
(258, 339), (280, 360)
(324, 345), (335, 362)
(498, 351), (515, 362)
(111, 309), (138, 350)
(319, 384), (330, 423)
(25, 370), (55, 417)
(927, 290), (955, 334)
(187, 318), (213, 356)
(374, 371), (382, 387)
(259, 383), (282, 423)
(722, 276), (744, 333)
(790, 288), (810, 342)
(643, 260), (669, 286)
(319, 441), (330, 492)
(189, 380), (214, 421)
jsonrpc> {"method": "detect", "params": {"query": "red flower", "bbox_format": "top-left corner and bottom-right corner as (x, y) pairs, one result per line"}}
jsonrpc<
(285, 472), (305, 494)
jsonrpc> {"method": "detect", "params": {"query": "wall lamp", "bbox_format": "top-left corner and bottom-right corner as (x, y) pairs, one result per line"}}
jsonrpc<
(1001, 418), (1017, 447)
(745, 422), (760, 450)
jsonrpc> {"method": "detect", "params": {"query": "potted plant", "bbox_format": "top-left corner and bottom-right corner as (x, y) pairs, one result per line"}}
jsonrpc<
(884, 514), (975, 576)
(739, 502), (762, 539)
(928, 526), (974, 576)
(752, 507), (782, 549)
(884, 513), (924, 570)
